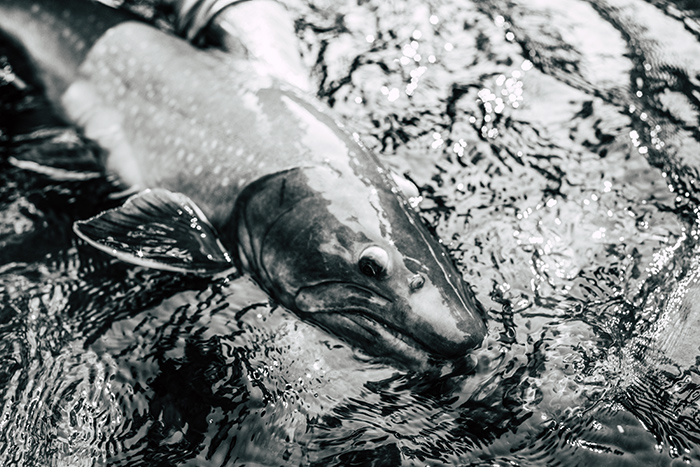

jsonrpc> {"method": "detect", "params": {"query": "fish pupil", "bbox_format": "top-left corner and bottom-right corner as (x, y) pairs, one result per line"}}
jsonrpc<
(358, 246), (390, 278)
(359, 256), (383, 277)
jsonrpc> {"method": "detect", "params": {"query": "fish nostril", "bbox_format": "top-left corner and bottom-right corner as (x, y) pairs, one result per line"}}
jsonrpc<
(409, 274), (425, 291)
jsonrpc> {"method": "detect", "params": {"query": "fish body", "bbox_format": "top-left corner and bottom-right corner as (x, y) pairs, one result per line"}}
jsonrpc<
(65, 22), (387, 226)
(0, 0), (487, 366)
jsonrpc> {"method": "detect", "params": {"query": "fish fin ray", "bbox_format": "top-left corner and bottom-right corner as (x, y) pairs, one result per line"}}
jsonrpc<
(74, 188), (235, 276)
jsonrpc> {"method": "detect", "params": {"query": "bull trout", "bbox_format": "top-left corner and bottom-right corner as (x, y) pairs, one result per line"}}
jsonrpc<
(0, 0), (487, 367)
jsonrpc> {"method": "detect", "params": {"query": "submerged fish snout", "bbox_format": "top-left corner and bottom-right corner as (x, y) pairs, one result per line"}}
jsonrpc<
(402, 278), (487, 359)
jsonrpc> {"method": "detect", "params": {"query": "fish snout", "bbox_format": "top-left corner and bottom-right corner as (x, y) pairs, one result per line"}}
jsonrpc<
(400, 278), (487, 359)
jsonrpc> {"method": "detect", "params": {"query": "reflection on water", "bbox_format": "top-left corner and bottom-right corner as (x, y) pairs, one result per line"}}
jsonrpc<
(2, 0), (700, 465)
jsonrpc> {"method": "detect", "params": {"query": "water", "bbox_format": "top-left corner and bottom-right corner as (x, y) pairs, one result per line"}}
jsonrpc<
(1, 0), (700, 465)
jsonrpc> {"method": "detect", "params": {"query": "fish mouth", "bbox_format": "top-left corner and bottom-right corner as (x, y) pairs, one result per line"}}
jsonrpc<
(308, 309), (434, 367)
(294, 281), (479, 365)
(293, 282), (435, 364)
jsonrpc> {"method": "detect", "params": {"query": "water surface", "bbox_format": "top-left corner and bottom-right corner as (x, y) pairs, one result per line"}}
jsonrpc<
(2, 0), (700, 465)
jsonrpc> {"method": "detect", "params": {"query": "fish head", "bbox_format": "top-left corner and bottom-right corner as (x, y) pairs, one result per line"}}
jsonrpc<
(233, 166), (487, 367)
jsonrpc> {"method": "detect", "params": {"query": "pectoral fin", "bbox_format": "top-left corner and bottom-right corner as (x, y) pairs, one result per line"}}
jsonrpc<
(74, 189), (235, 275)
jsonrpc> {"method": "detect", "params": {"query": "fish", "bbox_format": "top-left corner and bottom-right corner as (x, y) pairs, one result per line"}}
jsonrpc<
(0, 0), (487, 367)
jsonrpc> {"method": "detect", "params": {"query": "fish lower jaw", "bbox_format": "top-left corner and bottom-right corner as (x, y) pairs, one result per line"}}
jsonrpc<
(309, 311), (435, 369)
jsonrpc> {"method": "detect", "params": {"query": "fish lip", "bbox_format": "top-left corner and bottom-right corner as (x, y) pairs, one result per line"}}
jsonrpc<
(311, 306), (465, 362)
(338, 309), (480, 360)
(293, 282), (428, 355)
(310, 309), (435, 365)
(344, 309), (432, 352)
(294, 281), (475, 360)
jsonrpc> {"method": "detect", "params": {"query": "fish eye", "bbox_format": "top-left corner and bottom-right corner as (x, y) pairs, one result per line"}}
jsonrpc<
(358, 246), (391, 279)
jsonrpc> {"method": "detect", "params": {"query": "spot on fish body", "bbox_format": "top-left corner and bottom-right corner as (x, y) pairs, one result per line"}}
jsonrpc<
(193, 166), (203, 176)
(236, 148), (244, 157)
(186, 153), (195, 162)
(213, 165), (222, 175)
(221, 177), (230, 187)
(176, 149), (185, 160)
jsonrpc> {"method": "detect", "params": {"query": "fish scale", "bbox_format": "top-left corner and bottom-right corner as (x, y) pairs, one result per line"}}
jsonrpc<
(71, 21), (394, 226)
(0, 0), (487, 367)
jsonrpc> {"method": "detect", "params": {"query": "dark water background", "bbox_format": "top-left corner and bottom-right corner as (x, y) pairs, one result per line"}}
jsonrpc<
(2, 0), (700, 465)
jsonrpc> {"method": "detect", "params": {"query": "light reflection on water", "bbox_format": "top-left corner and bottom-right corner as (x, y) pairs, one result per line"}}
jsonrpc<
(2, 0), (700, 465)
